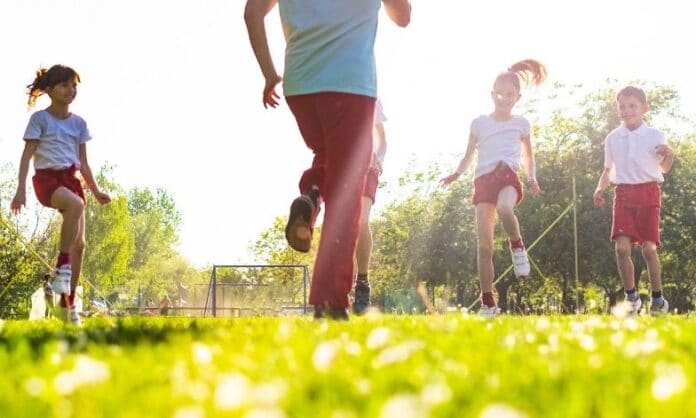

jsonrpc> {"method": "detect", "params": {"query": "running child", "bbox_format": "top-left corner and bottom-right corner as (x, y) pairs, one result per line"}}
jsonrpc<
(353, 99), (388, 315)
(245, 0), (411, 320)
(11, 64), (111, 325)
(440, 59), (546, 317)
(593, 86), (674, 316)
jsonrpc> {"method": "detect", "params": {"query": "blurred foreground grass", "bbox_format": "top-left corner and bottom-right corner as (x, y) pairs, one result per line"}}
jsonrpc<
(1, 314), (695, 418)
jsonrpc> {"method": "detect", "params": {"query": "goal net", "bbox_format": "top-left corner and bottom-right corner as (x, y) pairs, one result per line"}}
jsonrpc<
(193, 264), (309, 317)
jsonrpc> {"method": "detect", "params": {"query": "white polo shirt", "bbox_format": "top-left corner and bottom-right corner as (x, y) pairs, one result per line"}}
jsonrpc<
(604, 123), (667, 184)
(471, 114), (530, 178)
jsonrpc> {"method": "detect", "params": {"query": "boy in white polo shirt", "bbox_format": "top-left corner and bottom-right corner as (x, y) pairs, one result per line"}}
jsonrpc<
(593, 86), (674, 316)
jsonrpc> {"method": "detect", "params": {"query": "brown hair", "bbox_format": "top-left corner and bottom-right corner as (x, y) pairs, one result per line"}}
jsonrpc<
(495, 59), (547, 91)
(616, 86), (647, 104)
(26, 64), (80, 108)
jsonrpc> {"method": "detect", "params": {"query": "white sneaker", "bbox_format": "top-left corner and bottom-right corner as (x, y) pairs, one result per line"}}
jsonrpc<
(650, 298), (669, 316)
(52, 265), (71, 295)
(511, 248), (531, 278)
(628, 297), (642, 316)
(69, 307), (82, 326)
(479, 305), (501, 318)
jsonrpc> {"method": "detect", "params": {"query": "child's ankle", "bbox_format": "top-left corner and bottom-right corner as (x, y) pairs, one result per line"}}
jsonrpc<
(509, 238), (524, 250)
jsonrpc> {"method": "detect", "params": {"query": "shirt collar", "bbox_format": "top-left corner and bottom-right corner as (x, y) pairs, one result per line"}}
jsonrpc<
(619, 122), (648, 137)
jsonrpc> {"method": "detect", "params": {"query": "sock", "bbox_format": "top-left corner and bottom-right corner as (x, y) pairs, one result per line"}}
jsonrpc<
(356, 273), (369, 286)
(509, 238), (524, 250)
(625, 288), (638, 302)
(57, 252), (71, 268)
(651, 291), (664, 307)
(482, 292), (496, 308)
(59, 293), (69, 308)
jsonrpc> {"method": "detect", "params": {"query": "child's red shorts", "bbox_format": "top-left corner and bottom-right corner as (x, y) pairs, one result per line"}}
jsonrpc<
(32, 166), (85, 208)
(611, 182), (661, 246)
(472, 162), (523, 206)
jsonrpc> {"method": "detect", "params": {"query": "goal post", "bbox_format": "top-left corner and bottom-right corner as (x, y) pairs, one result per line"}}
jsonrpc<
(202, 264), (310, 317)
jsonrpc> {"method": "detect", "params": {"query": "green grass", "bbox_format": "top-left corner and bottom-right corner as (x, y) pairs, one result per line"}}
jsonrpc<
(1, 314), (695, 418)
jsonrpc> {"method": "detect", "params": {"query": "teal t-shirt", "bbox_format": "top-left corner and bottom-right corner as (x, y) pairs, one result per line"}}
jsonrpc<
(278, 0), (380, 97)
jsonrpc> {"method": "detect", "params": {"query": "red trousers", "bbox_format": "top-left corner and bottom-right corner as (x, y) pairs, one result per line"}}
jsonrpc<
(287, 93), (375, 308)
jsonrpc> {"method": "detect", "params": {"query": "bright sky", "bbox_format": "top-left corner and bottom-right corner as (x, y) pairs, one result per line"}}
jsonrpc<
(1, 0), (694, 268)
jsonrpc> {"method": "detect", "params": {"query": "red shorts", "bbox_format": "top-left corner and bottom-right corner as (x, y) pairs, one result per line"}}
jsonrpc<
(363, 167), (379, 203)
(611, 182), (661, 246)
(32, 166), (85, 208)
(472, 162), (523, 206)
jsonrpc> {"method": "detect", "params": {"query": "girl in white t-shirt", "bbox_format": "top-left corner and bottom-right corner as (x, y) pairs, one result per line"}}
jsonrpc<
(11, 65), (111, 325)
(440, 59), (546, 317)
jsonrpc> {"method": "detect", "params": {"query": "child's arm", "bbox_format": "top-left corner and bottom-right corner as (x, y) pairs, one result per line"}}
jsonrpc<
(439, 133), (476, 188)
(244, 0), (282, 108)
(10, 141), (38, 214)
(521, 134), (541, 195)
(593, 168), (612, 207)
(372, 121), (387, 173)
(382, 0), (412, 27)
(78, 144), (111, 205)
(656, 144), (674, 173)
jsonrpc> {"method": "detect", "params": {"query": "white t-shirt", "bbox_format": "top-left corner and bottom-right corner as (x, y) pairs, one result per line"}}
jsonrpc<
(23, 110), (92, 170)
(604, 123), (666, 184)
(471, 114), (530, 178)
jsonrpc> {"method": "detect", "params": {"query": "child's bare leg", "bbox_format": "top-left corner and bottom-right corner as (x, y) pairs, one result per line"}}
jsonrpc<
(475, 203), (496, 294)
(615, 236), (635, 290)
(51, 187), (84, 255)
(355, 196), (374, 275)
(71, 213), (86, 292)
(641, 241), (661, 291)
(496, 186), (521, 241)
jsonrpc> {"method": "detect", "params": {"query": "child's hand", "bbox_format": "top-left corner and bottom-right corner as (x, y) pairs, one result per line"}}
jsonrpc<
(655, 144), (673, 159)
(263, 74), (283, 109)
(93, 190), (111, 205)
(527, 178), (541, 196)
(439, 172), (460, 188)
(370, 152), (383, 175)
(593, 188), (605, 207)
(10, 190), (26, 214)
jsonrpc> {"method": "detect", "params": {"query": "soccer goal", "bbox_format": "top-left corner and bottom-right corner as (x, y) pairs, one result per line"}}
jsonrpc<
(194, 264), (310, 317)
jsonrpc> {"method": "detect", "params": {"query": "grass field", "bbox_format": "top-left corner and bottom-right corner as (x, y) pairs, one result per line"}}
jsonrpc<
(1, 314), (695, 418)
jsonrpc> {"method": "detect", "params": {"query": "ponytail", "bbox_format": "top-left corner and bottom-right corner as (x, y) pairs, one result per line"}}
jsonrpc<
(26, 64), (80, 109)
(496, 59), (547, 91)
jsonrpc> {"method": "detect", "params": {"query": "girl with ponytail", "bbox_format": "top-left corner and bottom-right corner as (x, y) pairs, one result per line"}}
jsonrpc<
(11, 64), (111, 325)
(439, 59), (547, 317)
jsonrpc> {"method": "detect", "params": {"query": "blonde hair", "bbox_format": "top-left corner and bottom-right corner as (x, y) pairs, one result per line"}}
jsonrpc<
(616, 86), (647, 104)
(495, 59), (547, 91)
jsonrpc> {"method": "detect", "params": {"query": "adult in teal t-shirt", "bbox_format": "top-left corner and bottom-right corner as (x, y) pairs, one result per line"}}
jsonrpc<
(245, 0), (411, 320)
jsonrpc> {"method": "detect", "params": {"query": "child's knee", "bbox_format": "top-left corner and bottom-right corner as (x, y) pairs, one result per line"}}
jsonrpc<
(496, 204), (514, 217)
(641, 242), (658, 259)
(615, 242), (632, 258)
